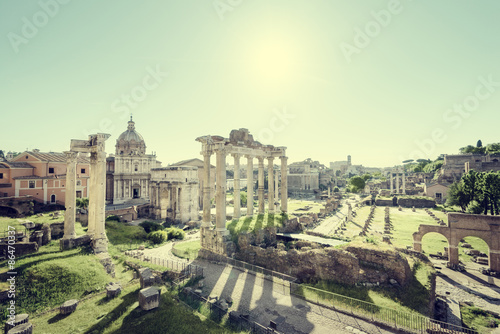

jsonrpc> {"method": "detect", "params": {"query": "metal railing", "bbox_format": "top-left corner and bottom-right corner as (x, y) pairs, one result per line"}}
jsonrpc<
(178, 286), (280, 334)
(290, 283), (477, 334)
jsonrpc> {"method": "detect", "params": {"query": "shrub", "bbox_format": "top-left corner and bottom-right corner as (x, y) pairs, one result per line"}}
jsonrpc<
(139, 220), (163, 233)
(105, 215), (120, 222)
(166, 227), (185, 240)
(148, 230), (168, 244)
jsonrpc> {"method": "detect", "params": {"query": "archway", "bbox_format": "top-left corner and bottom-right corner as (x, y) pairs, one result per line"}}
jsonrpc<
(459, 236), (489, 266)
(0, 206), (19, 218)
(421, 232), (450, 257)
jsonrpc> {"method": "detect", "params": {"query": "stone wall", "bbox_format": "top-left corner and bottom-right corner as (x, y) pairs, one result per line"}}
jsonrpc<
(397, 197), (435, 208)
(231, 238), (411, 285)
(375, 199), (393, 206)
(345, 246), (412, 286)
(50, 222), (65, 239)
(0, 242), (38, 257)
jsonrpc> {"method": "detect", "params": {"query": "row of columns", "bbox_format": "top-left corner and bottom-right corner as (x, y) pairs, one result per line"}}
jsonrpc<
(201, 149), (288, 231)
(389, 171), (406, 194)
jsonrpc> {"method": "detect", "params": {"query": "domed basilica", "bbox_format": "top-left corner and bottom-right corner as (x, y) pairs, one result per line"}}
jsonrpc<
(107, 117), (161, 204)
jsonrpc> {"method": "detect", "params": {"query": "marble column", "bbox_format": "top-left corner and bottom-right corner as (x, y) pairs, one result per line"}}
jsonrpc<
(396, 172), (400, 194)
(87, 152), (97, 237)
(215, 148), (227, 232)
(93, 150), (108, 243)
(275, 170), (280, 212)
(402, 171), (406, 195)
(390, 173), (394, 194)
(63, 151), (77, 239)
(233, 154), (241, 219)
(267, 157), (274, 213)
(257, 157), (265, 214)
(280, 156), (288, 213)
(202, 151), (212, 227)
(246, 155), (254, 216)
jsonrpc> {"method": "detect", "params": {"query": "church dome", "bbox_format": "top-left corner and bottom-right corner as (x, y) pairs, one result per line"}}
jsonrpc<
(116, 117), (146, 156)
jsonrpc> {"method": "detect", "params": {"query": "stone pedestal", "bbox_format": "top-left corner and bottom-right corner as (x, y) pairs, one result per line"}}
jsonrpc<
(4, 314), (29, 334)
(139, 268), (155, 288)
(106, 283), (122, 299)
(139, 287), (161, 311)
(6, 323), (32, 334)
(60, 299), (79, 315)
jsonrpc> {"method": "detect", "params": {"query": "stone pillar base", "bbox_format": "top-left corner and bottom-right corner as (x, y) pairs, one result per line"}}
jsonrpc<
(59, 235), (91, 251)
(92, 238), (108, 254)
(97, 252), (115, 277)
(200, 227), (235, 256)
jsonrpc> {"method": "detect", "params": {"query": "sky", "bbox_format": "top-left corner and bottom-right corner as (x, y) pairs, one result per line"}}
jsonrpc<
(1, 0), (500, 168)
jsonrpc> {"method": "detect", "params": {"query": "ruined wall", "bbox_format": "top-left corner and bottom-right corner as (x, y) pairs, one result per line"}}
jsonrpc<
(397, 197), (435, 208)
(345, 246), (412, 286)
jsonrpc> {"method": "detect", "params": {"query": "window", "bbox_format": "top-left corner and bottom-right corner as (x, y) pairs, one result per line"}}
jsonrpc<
(49, 167), (54, 173)
(76, 191), (82, 198)
(50, 194), (56, 203)
(436, 193), (442, 199)
(76, 180), (81, 186)
(81, 168), (86, 174)
(134, 164), (138, 172)
(29, 181), (35, 188)
(0, 173), (3, 179)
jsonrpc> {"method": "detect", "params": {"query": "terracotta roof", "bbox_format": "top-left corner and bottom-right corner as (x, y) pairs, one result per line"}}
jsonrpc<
(0, 162), (34, 169)
(14, 151), (90, 163)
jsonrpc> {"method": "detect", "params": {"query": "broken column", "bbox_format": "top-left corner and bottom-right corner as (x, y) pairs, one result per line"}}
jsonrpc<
(246, 155), (254, 216)
(233, 153), (241, 219)
(63, 151), (78, 240)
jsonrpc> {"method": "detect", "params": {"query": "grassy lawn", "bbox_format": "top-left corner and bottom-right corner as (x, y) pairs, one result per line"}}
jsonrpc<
(288, 200), (323, 214)
(225, 212), (285, 240)
(105, 220), (148, 247)
(0, 211), (66, 233)
(461, 305), (500, 333)
(31, 284), (238, 334)
(172, 240), (201, 260)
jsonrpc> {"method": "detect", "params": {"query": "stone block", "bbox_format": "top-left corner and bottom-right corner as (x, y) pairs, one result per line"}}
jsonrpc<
(4, 313), (29, 334)
(60, 299), (78, 315)
(139, 268), (155, 288)
(6, 322), (33, 334)
(106, 283), (122, 299)
(139, 287), (161, 311)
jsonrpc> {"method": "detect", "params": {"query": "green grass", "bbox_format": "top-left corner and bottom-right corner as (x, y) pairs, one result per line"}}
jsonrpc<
(0, 211), (66, 233)
(172, 240), (201, 260)
(226, 213), (285, 240)
(31, 285), (239, 334)
(106, 221), (148, 246)
(0, 241), (111, 323)
(461, 305), (500, 333)
(288, 200), (323, 214)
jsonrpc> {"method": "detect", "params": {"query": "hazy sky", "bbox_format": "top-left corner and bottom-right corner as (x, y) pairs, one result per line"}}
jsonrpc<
(2, 1), (500, 167)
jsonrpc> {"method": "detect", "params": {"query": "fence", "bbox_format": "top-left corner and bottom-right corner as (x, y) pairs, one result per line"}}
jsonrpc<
(207, 256), (296, 296)
(290, 283), (477, 334)
(124, 250), (204, 278)
(178, 285), (280, 334)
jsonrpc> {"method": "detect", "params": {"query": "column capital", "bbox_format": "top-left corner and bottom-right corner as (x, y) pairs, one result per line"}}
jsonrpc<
(64, 151), (78, 162)
(231, 153), (241, 159)
(267, 156), (274, 162)
(280, 156), (288, 161)
(201, 150), (213, 157)
(244, 154), (254, 160)
(257, 156), (265, 163)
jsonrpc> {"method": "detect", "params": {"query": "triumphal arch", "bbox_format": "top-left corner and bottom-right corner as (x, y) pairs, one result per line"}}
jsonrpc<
(413, 213), (500, 272)
(196, 128), (287, 255)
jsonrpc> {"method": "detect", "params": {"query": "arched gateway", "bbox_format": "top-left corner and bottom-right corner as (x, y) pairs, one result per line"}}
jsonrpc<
(413, 213), (500, 272)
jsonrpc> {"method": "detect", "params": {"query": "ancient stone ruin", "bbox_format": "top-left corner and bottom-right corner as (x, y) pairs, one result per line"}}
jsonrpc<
(196, 129), (287, 257)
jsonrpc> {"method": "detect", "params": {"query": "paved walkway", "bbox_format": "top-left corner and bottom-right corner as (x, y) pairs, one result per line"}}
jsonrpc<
(137, 238), (395, 333)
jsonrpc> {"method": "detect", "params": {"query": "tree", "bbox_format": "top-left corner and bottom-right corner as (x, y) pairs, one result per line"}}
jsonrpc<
(240, 191), (247, 207)
(477, 140), (482, 148)
(76, 197), (89, 210)
(446, 182), (469, 212)
(361, 174), (371, 181)
(349, 176), (365, 193)
(486, 143), (500, 155)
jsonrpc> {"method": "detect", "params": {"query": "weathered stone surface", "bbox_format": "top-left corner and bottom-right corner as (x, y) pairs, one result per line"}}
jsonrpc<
(139, 268), (155, 288)
(106, 283), (122, 299)
(6, 322), (33, 334)
(4, 314), (29, 334)
(139, 287), (161, 311)
(59, 234), (91, 251)
(60, 299), (78, 315)
(50, 222), (64, 239)
(0, 242), (37, 257)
